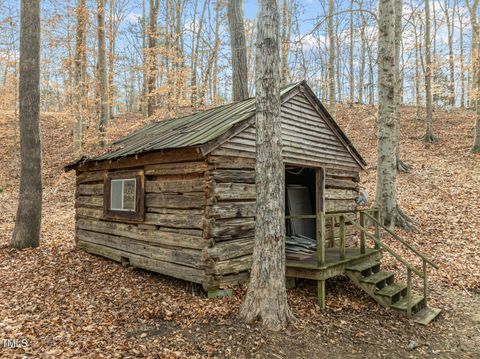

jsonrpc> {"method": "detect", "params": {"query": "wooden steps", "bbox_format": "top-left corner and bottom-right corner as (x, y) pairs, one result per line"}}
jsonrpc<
(346, 260), (441, 325)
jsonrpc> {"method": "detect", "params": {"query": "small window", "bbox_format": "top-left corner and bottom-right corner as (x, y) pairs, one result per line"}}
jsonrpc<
(110, 178), (136, 211)
(104, 170), (144, 221)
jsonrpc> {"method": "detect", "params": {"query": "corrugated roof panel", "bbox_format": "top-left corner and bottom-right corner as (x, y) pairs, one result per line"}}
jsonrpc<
(92, 85), (294, 162)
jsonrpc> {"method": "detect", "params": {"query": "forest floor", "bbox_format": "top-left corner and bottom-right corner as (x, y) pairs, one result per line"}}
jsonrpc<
(0, 105), (479, 358)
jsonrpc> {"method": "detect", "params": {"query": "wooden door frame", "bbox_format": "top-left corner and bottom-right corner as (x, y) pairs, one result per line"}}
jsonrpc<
(316, 167), (326, 214)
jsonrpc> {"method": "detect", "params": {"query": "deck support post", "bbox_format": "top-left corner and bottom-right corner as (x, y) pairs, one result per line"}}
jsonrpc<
(339, 215), (345, 260)
(374, 208), (380, 249)
(423, 259), (428, 308)
(317, 207), (326, 309)
(359, 211), (366, 254)
(317, 212), (325, 265)
(406, 268), (412, 319)
(317, 279), (326, 309)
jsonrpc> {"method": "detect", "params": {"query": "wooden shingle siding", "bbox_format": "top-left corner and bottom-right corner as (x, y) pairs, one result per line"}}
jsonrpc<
(211, 92), (362, 171)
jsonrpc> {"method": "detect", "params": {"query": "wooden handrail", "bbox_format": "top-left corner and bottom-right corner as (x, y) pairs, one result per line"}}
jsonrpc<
(285, 214), (317, 220)
(363, 211), (439, 269)
(347, 217), (424, 278)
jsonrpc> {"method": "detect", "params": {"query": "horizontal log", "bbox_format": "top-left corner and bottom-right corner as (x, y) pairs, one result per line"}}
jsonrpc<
(211, 254), (252, 275)
(325, 199), (357, 212)
(326, 169), (360, 181)
(325, 178), (359, 190)
(77, 240), (206, 283)
(215, 272), (250, 289)
(147, 207), (204, 216)
(207, 201), (255, 219)
(214, 183), (256, 201)
(76, 148), (203, 172)
(77, 183), (104, 196)
(207, 155), (255, 169)
(202, 271), (251, 291)
(211, 218), (255, 240)
(77, 240), (122, 262)
(76, 170), (106, 184)
(77, 229), (203, 268)
(144, 161), (208, 175)
(145, 212), (204, 229)
(206, 237), (254, 261)
(146, 178), (205, 193)
(76, 218), (208, 249)
(77, 195), (103, 207)
(145, 192), (205, 209)
(77, 206), (103, 219)
(211, 169), (255, 183)
(325, 188), (358, 200)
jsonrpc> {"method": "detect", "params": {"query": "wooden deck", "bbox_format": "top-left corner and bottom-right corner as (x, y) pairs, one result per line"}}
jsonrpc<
(286, 247), (383, 281)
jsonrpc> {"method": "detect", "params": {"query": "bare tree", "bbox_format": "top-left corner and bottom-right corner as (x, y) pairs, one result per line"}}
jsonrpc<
(12, 0), (42, 248)
(147, 0), (159, 117)
(239, 0), (295, 331)
(375, 0), (412, 229)
(227, 0), (249, 101)
(328, 0), (335, 116)
(394, 0), (410, 172)
(467, 0), (480, 152)
(281, 0), (292, 84)
(348, 0), (354, 107)
(423, 0), (437, 143)
(97, 0), (108, 146)
(73, 0), (87, 151)
(457, 4), (465, 108)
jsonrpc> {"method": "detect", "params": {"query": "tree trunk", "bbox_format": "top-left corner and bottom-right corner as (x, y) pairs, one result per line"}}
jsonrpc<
(423, 0), (436, 142)
(414, 21), (421, 120)
(394, 0), (410, 172)
(227, 0), (249, 101)
(147, 0), (159, 117)
(108, 0), (116, 119)
(468, 0), (480, 152)
(239, 0), (295, 331)
(280, 0), (291, 85)
(97, 0), (108, 146)
(458, 6), (465, 108)
(12, 0), (42, 249)
(349, 0), (354, 107)
(328, 0), (335, 116)
(374, 0), (410, 229)
(443, 0), (455, 107)
(358, 0), (366, 105)
(191, 0), (208, 107)
(73, 0), (87, 151)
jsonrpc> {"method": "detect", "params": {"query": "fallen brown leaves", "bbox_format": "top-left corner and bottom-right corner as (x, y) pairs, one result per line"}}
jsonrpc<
(0, 105), (479, 358)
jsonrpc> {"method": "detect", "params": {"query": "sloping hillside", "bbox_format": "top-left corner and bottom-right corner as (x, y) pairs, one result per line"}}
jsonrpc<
(0, 106), (478, 358)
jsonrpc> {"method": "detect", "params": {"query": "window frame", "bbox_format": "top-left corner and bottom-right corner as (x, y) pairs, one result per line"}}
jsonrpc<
(104, 169), (145, 222)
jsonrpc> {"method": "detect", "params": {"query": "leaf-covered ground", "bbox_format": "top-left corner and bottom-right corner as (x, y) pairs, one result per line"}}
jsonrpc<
(0, 106), (479, 358)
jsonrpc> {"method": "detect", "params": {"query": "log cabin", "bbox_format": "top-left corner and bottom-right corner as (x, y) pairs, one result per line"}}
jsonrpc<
(66, 81), (441, 324)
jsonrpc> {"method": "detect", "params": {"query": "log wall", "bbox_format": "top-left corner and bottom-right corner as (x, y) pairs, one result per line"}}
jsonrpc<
(74, 150), (215, 287)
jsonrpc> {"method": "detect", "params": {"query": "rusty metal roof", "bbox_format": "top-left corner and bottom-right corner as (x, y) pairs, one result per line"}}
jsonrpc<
(65, 81), (367, 171)
(93, 81), (301, 162)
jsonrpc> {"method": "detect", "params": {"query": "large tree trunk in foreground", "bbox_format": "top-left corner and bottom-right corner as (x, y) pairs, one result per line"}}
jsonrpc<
(374, 0), (412, 230)
(97, 0), (108, 146)
(227, 0), (249, 101)
(12, 0), (42, 249)
(423, 0), (437, 143)
(239, 0), (295, 331)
